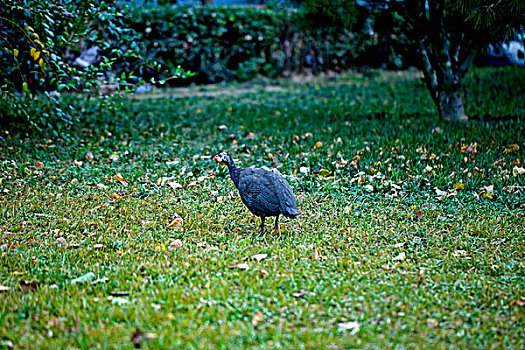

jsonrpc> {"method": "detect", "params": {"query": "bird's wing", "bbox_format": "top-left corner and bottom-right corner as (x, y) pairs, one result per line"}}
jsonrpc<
(237, 169), (281, 215)
(273, 174), (299, 216)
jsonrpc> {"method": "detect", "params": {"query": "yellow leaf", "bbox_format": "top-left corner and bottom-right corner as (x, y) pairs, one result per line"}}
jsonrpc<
(38, 58), (43, 67)
(22, 82), (28, 93)
(315, 141), (322, 148)
(13, 49), (19, 58)
(318, 168), (331, 177)
(30, 48), (36, 57)
(504, 144), (520, 153)
(453, 183), (465, 191)
(34, 51), (40, 61)
(115, 173), (126, 182)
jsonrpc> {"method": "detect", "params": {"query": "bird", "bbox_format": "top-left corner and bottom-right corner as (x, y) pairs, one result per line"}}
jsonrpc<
(213, 151), (300, 234)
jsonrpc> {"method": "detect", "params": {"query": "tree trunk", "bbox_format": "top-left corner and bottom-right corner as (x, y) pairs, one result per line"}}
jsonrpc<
(436, 86), (467, 122)
(418, 1), (474, 122)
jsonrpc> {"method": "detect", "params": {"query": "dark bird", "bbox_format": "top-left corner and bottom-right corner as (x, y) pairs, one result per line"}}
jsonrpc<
(213, 151), (300, 234)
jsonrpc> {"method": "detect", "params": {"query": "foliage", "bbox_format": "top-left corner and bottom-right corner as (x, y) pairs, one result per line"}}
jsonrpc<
(0, 0), (189, 134)
(128, 5), (285, 84)
(127, 5), (386, 84)
(0, 67), (524, 348)
(294, 0), (363, 29)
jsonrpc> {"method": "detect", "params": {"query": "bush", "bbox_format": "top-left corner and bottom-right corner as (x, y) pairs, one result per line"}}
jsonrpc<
(0, 0), (190, 134)
(127, 5), (402, 85)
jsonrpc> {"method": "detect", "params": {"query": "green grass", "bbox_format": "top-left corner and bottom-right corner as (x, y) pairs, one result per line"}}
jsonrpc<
(1, 67), (524, 349)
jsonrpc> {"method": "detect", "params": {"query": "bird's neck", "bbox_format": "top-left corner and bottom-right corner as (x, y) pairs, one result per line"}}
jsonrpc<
(227, 162), (240, 188)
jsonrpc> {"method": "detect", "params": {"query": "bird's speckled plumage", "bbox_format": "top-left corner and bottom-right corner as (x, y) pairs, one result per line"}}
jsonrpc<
(214, 151), (299, 233)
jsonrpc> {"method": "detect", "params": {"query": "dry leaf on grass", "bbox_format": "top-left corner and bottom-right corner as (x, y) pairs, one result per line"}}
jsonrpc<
(393, 252), (406, 261)
(167, 218), (183, 228)
(252, 253), (268, 262)
(20, 280), (40, 292)
(338, 321), (360, 334)
(169, 239), (183, 250)
(131, 328), (157, 348)
(251, 311), (264, 326)
(229, 263), (249, 270)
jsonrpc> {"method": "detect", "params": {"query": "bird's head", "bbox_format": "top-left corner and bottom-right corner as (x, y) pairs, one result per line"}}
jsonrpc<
(213, 151), (233, 166)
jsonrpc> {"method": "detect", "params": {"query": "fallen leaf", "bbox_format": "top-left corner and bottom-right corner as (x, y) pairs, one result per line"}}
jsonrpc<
(251, 311), (264, 326)
(453, 183), (465, 190)
(35, 161), (44, 168)
(435, 188), (448, 196)
(413, 210), (424, 221)
(169, 239), (183, 250)
(0, 340), (14, 349)
(47, 317), (65, 327)
(310, 249), (321, 260)
(91, 277), (109, 285)
(364, 184), (374, 192)
(229, 262), (249, 270)
(55, 237), (67, 247)
(20, 280), (40, 292)
(109, 290), (131, 296)
(86, 150), (94, 160)
(167, 218), (183, 228)
(452, 250), (467, 258)
(71, 272), (96, 285)
(427, 318), (439, 327)
(504, 144), (520, 153)
(293, 289), (315, 298)
(393, 252), (406, 261)
(260, 269), (269, 278)
(338, 321), (360, 334)
(517, 296), (525, 307)
(110, 297), (129, 305)
(115, 173), (128, 186)
(315, 141), (323, 148)
(513, 166), (525, 177)
(252, 253), (268, 262)
(167, 181), (182, 190)
(318, 169), (332, 177)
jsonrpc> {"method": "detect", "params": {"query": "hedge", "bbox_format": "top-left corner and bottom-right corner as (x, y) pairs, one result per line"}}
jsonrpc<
(126, 5), (413, 85)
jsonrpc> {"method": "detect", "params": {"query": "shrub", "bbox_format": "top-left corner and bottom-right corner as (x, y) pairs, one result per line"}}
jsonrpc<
(127, 5), (400, 85)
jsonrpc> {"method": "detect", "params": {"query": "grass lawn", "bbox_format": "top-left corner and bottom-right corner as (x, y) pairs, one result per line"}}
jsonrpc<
(1, 67), (524, 349)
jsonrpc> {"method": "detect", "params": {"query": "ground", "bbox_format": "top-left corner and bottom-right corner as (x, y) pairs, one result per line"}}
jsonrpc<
(0, 67), (524, 349)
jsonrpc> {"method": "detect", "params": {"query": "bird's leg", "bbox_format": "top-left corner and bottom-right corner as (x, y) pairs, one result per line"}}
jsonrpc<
(259, 216), (265, 234)
(273, 215), (281, 236)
